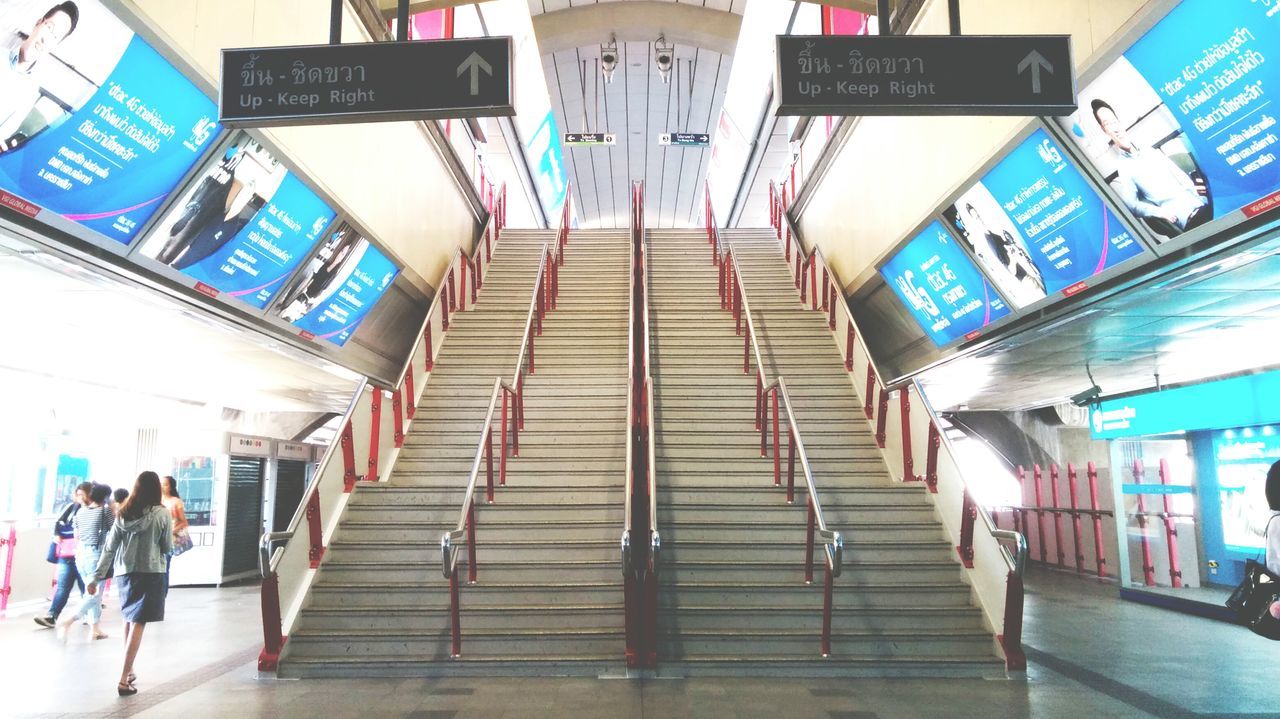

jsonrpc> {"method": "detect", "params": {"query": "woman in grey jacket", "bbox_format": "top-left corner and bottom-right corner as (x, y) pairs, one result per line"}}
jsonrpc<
(88, 471), (172, 696)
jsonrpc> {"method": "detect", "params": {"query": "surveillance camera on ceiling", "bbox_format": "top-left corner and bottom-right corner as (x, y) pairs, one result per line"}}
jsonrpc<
(601, 36), (618, 83)
(1069, 384), (1102, 407)
(655, 35), (674, 84)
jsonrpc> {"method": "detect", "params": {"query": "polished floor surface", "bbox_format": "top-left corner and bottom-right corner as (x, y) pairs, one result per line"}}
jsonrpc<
(2, 569), (1278, 718)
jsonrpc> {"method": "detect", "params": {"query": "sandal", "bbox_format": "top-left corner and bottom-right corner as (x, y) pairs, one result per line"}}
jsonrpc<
(117, 682), (137, 697)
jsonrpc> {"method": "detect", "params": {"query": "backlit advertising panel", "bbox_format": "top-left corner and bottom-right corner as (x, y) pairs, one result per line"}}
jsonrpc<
(1212, 425), (1280, 554)
(0, 0), (219, 245)
(275, 222), (399, 346)
(942, 128), (1147, 308)
(135, 136), (336, 309)
(1056, 0), (1280, 247)
(879, 219), (1012, 347)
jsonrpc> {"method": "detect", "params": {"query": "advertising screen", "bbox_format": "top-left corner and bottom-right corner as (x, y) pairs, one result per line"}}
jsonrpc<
(1212, 425), (1280, 553)
(136, 137), (336, 309)
(879, 219), (1012, 347)
(942, 129), (1147, 307)
(1056, 0), (1280, 244)
(275, 222), (399, 346)
(0, 0), (219, 244)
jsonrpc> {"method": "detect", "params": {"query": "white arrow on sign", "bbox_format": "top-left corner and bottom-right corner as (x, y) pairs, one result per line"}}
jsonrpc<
(457, 52), (493, 96)
(1017, 50), (1054, 95)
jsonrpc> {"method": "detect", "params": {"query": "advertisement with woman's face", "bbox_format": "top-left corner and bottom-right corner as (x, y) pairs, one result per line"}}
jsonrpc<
(0, 0), (219, 244)
(135, 137), (336, 309)
(1055, 0), (1280, 244)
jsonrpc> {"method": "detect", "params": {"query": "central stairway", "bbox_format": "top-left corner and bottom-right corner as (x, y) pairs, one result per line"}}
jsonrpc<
(280, 228), (631, 677)
(647, 228), (1005, 677)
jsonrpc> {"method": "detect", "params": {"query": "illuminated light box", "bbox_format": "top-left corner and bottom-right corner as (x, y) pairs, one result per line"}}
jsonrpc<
(135, 136), (336, 309)
(942, 128), (1148, 307)
(0, 0), (219, 246)
(275, 222), (399, 346)
(879, 219), (1012, 348)
(1056, 0), (1280, 247)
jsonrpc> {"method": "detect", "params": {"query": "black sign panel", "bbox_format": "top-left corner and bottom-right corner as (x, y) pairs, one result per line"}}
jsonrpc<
(220, 38), (514, 127)
(776, 35), (1075, 116)
(563, 133), (616, 145)
(660, 132), (710, 146)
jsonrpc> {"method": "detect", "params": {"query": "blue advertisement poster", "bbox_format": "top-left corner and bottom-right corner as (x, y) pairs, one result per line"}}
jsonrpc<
(880, 220), (1011, 347)
(0, 1), (219, 244)
(1057, 0), (1280, 243)
(1211, 426), (1280, 554)
(526, 111), (566, 218)
(943, 129), (1147, 305)
(275, 222), (399, 346)
(136, 138), (336, 309)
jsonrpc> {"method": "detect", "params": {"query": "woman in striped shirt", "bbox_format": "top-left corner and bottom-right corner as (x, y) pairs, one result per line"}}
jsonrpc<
(57, 483), (114, 640)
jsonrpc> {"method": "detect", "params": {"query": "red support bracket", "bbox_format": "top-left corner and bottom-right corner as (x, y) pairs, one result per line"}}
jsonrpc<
(874, 387), (889, 448)
(306, 489), (324, 568)
(366, 390), (383, 482)
(458, 256), (468, 312)
(925, 422), (940, 493)
(804, 498), (816, 585)
(1087, 461), (1107, 578)
(1133, 460), (1156, 586)
(899, 390), (919, 482)
(864, 366), (876, 418)
(845, 324), (855, 371)
(957, 488), (977, 568)
(391, 389), (405, 448)
(341, 420), (357, 492)
(999, 570), (1027, 671)
(258, 572), (286, 671)
(1158, 459), (1183, 588)
(1067, 463), (1084, 573)
(1049, 464), (1064, 567)
(1, 523), (17, 612)
(423, 323), (434, 371)
(404, 365), (417, 420)
(822, 564), (834, 658)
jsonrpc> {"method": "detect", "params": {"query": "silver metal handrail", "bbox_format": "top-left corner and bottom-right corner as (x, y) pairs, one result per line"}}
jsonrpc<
(726, 248), (769, 386)
(622, 183), (639, 575)
(991, 529), (1028, 578)
(767, 377), (844, 575)
(440, 377), (507, 578)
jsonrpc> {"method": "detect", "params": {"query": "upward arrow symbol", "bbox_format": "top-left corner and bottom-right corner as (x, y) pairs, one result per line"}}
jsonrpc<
(457, 52), (493, 96)
(1018, 50), (1054, 95)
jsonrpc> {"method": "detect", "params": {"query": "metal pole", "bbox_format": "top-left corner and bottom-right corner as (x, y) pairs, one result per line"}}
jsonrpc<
(877, 0), (892, 35)
(948, 0), (961, 36)
(396, 0), (410, 42)
(329, 0), (343, 45)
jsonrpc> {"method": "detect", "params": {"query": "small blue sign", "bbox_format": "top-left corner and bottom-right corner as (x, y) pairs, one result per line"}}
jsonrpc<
(880, 220), (1012, 347)
(1121, 484), (1194, 495)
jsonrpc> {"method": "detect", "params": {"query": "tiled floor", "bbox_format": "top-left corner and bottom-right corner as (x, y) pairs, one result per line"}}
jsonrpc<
(3, 570), (1278, 718)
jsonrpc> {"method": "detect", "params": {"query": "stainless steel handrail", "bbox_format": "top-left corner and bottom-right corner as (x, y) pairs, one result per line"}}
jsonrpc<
(441, 377), (506, 578)
(767, 377), (844, 575)
(726, 248), (769, 385)
(622, 182), (638, 575)
(991, 528), (1028, 578)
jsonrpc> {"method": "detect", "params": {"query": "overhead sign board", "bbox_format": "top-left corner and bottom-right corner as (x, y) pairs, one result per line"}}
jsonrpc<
(659, 132), (711, 146)
(775, 34), (1076, 116)
(219, 37), (514, 127)
(1090, 369), (1280, 440)
(563, 133), (616, 146)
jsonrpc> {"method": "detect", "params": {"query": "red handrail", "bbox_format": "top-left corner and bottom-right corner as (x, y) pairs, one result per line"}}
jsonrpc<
(0, 522), (15, 612)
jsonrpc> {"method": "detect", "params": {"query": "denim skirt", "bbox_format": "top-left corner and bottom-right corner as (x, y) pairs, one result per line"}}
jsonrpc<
(117, 572), (166, 623)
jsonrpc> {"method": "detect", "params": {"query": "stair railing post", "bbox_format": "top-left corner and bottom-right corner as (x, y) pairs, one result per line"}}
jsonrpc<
(448, 269), (457, 314)
(786, 430), (797, 501)
(804, 497), (816, 584)
(755, 373), (763, 431)
(424, 323), (434, 371)
(1032, 464), (1047, 564)
(925, 422), (940, 493)
(392, 388), (405, 448)
(510, 386), (521, 457)
(449, 572), (462, 657)
(0, 523), (15, 612)
(366, 389), (382, 482)
(306, 488), (324, 568)
(772, 389), (781, 476)
(760, 385), (769, 457)
(1001, 570), (1027, 671)
(485, 427), (495, 503)
(459, 255), (468, 312)
(466, 501), (478, 584)
(900, 389), (917, 482)
(516, 374), (525, 432)
(822, 563), (834, 657)
(1087, 461), (1107, 578)
(340, 420), (357, 492)
(258, 571), (284, 671)
(845, 324), (854, 371)
(864, 367), (876, 418)
(499, 391), (509, 487)
(1133, 459), (1156, 585)
(957, 487), (977, 568)
(404, 365), (416, 419)
(874, 387), (889, 448)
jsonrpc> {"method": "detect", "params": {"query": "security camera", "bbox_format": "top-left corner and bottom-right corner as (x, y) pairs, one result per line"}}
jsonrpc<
(601, 36), (618, 83)
(655, 35), (674, 84)
(1069, 384), (1102, 407)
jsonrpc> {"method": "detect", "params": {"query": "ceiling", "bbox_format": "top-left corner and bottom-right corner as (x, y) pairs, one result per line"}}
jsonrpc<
(0, 232), (361, 416)
(530, 0), (744, 229)
(920, 226), (1280, 412)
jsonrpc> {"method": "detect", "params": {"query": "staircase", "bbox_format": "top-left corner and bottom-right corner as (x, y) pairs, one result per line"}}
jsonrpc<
(280, 228), (632, 677)
(647, 228), (1005, 676)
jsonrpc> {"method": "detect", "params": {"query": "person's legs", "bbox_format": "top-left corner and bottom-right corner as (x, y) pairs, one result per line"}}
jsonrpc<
(46, 558), (77, 619)
(120, 621), (146, 688)
(164, 555), (171, 596)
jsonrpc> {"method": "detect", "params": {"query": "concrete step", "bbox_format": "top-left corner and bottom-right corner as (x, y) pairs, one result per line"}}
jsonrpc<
(307, 581), (622, 608)
(657, 583), (977, 612)
(654, 629), (994, 658)
(296, 604), (624, 633)
(286, 628), (625, 658)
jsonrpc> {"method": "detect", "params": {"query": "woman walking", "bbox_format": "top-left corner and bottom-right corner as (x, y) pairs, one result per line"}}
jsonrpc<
(57, 483), (113, 640)
(160, 476), (189, 594)
(88, 471), (172, 697)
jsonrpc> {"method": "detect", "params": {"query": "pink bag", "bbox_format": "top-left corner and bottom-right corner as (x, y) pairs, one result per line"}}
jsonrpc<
(55, 537), (77, 558)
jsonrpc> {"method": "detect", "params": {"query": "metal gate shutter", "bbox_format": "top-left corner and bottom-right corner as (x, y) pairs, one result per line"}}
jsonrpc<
(223, 457), (264, 577)
(274, 459), (307, 532)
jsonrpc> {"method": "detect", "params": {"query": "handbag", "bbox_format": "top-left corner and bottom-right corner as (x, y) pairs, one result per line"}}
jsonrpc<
(55, 536), (77, 559)
(172, 527), (194, 557)
(1227, 559), (1278, 619)
(46, 539), (58, 564)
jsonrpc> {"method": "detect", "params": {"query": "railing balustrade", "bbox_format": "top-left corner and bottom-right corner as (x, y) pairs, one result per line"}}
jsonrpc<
(256, 184), (508, 672)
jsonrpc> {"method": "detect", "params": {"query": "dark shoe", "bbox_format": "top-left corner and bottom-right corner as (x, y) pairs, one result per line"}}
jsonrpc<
(34, 616), (54, 628)
(117, 682), (137, 697)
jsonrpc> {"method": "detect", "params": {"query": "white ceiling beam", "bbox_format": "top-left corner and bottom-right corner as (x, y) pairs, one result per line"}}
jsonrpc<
(532, 2), (743, 57)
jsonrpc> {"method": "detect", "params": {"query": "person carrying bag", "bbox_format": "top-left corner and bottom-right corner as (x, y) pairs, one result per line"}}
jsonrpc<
(1228, 461), (1280, 639)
